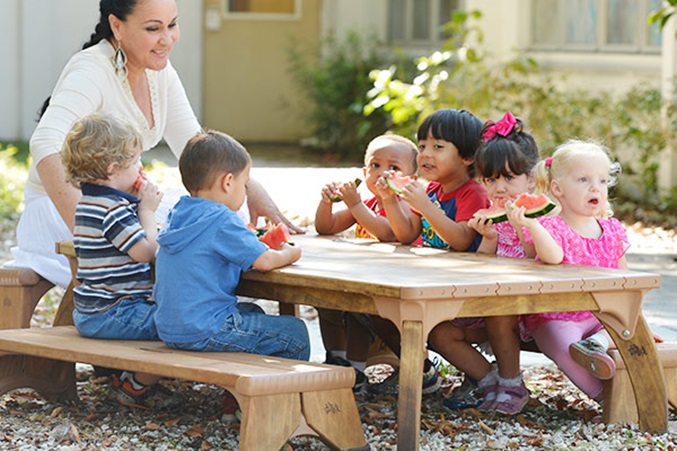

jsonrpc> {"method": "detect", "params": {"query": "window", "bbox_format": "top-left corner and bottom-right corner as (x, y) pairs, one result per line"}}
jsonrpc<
(222, 0), (301, 20)
(388, 0), (461, 46)
(530, 0), (662, 53)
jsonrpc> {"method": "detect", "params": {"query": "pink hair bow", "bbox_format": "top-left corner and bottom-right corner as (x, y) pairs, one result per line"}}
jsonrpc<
(483, 111), (517, 141)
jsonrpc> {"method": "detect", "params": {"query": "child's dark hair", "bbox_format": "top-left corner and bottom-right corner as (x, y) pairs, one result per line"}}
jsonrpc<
(475, 113), (539, 179)
(179, 130), (251, 195)
(416, 108), (483, 177)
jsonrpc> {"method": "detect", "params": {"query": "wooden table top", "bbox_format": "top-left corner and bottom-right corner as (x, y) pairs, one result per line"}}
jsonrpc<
(241, 234), (661, 300)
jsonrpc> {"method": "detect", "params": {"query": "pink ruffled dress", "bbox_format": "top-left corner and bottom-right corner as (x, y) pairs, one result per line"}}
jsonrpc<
(520, 215), (630, 339)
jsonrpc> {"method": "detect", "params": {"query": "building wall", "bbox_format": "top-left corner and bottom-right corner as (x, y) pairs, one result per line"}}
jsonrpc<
(0, 0), (202, 142)
(201, 0), (320, 142)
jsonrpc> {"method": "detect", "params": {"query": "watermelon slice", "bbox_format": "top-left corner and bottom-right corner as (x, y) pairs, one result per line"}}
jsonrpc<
(259, 223), (291, 250)
(133, 170), (148, 191)
(385, 173), (415, 195)
(473, 193), (556, 223)
(329, 177), (363, 202)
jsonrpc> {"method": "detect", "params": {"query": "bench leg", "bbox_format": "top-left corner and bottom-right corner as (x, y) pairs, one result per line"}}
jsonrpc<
(0, 355), (77, 402)
(302, 388), (369, 450)
(236, 389), (368, 451)
(0, 271), (54, 329)
(238, 393), (300, 450)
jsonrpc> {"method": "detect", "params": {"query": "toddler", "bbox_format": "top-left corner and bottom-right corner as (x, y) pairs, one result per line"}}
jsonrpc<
(432, 112), (539, 415)
(62, 112), (178, 411)
(315, 133), (418, 392)
(516, 139), (625, 402)
(371, 108), (490, 395)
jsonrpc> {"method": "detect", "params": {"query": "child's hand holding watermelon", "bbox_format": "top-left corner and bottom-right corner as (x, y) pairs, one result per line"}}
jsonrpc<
(321, 178), (363, 204)
(256, 223), (292, 250)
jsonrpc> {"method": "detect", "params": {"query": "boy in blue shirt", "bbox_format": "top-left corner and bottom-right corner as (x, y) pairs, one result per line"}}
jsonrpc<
(154, 130), (309, 360)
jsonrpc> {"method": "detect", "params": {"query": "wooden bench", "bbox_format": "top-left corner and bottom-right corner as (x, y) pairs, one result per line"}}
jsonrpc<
(603, 343), (677, 424)
(0, 243), (368, 450)
(0, 267), (54, 330)
(0, 325), (369, 451)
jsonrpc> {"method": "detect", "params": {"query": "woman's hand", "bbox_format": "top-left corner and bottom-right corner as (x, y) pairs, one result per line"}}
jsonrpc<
(247, 178), (305, 234)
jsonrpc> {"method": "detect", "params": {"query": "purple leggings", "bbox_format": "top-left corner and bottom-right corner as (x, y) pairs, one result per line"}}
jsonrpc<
(530, 316), (605, 399)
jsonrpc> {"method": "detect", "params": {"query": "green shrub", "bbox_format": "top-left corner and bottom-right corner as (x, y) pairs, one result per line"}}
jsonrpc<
(0, 145), (28, 219)
(287, 30), (391, 162)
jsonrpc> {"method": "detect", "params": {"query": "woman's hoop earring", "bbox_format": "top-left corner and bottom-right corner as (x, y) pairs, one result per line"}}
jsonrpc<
(111, 40), (128, 78)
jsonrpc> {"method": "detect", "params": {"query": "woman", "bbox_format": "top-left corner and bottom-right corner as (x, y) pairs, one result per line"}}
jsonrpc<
(10, 0), (301, 288)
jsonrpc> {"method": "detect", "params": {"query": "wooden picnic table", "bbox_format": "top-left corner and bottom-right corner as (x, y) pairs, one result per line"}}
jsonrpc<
(236, 234), (666, 450)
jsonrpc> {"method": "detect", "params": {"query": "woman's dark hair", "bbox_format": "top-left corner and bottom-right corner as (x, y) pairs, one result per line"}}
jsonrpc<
(38, 0), (139, 119)
(416, 108), (483, 177)
(475, 118), (539, 179)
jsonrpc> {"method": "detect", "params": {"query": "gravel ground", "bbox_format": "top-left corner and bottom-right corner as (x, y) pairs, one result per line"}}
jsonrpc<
(2, 164), (677, 450)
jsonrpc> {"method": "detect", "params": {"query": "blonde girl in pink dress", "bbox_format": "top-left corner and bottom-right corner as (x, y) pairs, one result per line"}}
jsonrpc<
(431, 112), (540, 415)
(516, 139), (627, 402)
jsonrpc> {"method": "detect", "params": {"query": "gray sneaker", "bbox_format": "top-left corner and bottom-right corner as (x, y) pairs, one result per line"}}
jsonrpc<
(367, 359), (441, 396)
(443, 376), (483, 410)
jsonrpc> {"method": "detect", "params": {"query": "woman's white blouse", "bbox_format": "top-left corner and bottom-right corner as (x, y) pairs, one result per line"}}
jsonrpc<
(27, 39), (201, 193)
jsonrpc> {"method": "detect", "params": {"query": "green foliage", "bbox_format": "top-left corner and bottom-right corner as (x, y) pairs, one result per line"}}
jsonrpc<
(0, 145), (28, 219)
(648, 0), (677, 38)
(287, 30), (391, 161)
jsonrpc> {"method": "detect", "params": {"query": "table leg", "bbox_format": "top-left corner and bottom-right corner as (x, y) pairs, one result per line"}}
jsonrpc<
(397, 320), (424, 451)
(599, 313), (667, 433)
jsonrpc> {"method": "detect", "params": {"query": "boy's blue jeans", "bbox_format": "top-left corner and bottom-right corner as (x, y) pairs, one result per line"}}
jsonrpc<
(73, 297), (159, 340)
(165, 303), (310, 361)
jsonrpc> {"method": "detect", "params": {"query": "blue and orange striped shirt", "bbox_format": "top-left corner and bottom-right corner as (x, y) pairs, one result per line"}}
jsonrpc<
(73, 183), (153, 314)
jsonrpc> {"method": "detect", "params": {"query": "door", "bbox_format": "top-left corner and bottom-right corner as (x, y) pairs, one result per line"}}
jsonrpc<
(202, 0), (321, 143)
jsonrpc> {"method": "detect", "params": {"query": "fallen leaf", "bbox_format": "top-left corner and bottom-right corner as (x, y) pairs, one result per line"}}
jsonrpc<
(479, 419), (495, 435)
(164, 418), (181, 427)
(70, 424), (81, 445)
(50, 406), (63, 418)
(145, 423), (161, 431)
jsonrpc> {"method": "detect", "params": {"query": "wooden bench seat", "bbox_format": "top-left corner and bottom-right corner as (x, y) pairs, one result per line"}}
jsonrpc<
(0, 325), (368, 451)
(602, 343), (677, 424)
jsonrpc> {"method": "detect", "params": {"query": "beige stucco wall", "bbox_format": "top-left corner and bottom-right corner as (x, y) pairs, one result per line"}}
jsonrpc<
(201, 0), (320, 142)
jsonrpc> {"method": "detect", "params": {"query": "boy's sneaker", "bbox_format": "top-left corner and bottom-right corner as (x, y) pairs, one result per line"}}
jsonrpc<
(368, 360), (441, 396)
(324, 353), (368, 394)
(492, 381), (530, 415)
(353, 369), (368, 395)
(112, 373), (184, 412)
(222, 390), (242, 422)
(324, 352), (352, 367)
(569, 338), (616, 380)
(443, 376), (483, 410)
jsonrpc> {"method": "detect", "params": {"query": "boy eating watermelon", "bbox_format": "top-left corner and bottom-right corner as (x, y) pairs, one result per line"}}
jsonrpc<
(154, 130), (309, 418)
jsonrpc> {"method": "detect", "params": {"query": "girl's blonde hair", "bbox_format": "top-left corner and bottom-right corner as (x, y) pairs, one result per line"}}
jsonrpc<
(61, 112), (142, 188)
(533, 139), (621, 218)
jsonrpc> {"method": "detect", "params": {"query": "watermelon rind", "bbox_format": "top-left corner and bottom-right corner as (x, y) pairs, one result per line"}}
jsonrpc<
(330, 177), (362, 202)
(523, 199), (557, 219)
(476, 211), (508, 223)
(474, 197), (556, 223)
